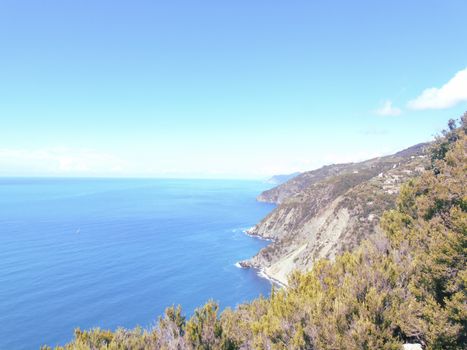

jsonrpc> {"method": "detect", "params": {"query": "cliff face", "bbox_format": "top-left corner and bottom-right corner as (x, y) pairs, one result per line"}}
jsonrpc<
(242, 143), (430, 285)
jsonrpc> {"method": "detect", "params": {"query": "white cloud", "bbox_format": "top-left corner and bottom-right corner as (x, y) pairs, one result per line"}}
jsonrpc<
(0, 148), (126, 176)
(408, 67), (467, 110)
(375, 100), (402, 116)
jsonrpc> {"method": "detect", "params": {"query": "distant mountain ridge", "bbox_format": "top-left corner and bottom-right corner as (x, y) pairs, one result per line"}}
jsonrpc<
(266, 172), (301, 185)
(241, 143), (430, 285)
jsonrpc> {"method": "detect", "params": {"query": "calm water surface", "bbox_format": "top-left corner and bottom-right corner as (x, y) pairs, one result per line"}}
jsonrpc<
(0, 178), (274, 349)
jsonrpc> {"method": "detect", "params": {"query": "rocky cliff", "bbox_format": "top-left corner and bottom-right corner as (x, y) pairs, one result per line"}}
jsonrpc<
(241, 143), (430, 285)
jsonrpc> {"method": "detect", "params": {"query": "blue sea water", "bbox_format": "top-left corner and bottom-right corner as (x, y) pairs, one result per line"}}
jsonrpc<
(0, 178), (275, 349)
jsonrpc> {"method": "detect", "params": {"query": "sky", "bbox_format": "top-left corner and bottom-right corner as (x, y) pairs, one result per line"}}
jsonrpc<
(0, 0), (466, 179)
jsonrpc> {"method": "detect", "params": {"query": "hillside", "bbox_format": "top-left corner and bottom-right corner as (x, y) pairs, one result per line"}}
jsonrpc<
(241, 143), (429, 285)
(266, 172), (301, 185)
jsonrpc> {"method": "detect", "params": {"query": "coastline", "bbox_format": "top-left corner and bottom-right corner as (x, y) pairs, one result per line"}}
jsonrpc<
(237, 227), (288, 288)
(243, 227), (276, 242)
(257, 267), (287, 288)
(235, 261), (287, 288)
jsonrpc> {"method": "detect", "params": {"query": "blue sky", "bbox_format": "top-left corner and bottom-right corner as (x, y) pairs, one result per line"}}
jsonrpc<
(0, 0), (466, 178)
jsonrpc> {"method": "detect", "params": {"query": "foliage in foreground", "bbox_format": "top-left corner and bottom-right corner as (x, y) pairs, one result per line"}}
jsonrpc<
(44, 115), (466, 350)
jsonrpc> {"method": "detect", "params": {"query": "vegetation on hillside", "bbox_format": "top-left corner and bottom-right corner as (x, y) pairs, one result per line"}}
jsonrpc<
(44, 115), (466, 350)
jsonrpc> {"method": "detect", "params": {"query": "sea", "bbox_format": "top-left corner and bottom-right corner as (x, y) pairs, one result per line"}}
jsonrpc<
(0, 178), (275, 349)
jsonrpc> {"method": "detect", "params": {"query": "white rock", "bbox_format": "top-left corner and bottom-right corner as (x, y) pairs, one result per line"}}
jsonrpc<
(402, 344), (422, 350)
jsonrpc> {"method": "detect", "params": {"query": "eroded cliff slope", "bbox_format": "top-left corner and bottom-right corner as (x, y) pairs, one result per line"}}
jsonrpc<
(242, 143), (430, 285)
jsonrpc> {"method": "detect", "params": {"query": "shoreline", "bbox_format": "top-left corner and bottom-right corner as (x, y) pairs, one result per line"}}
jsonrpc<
(242, 227), (276, 242)
(234, 261), (287, 288)
(237, 228), (287, 288)
(257, 267), (287, 288)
